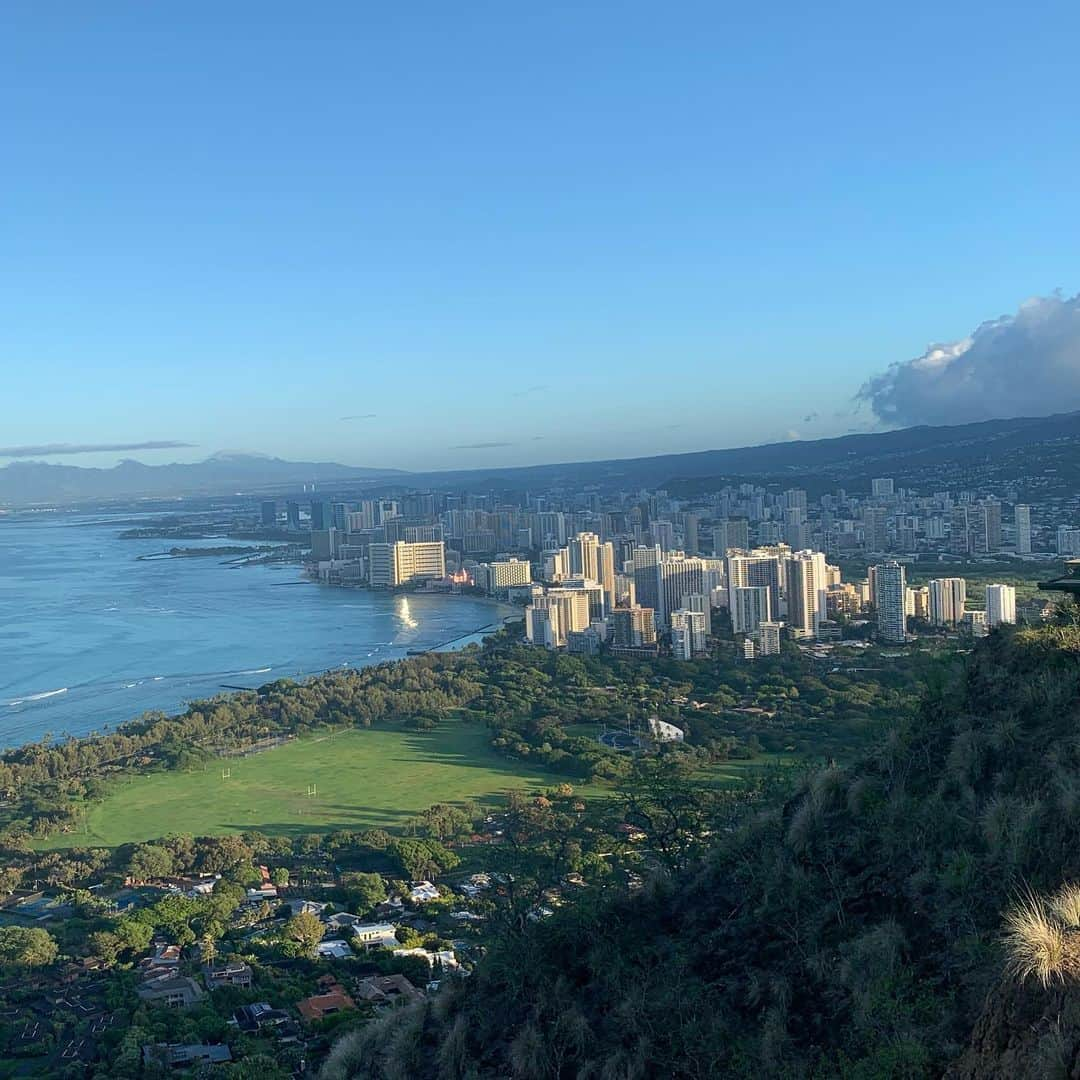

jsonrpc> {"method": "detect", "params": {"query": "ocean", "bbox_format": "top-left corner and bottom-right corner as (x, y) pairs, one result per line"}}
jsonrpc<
(0, 512), (506, 749)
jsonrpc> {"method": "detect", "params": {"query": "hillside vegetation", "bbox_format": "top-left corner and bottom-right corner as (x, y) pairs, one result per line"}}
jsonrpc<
(325, 625), (1080, 1079)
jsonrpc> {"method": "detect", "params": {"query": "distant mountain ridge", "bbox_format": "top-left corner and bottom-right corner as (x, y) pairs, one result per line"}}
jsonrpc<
(3, 410), (1079, 505)
(402, 409), (1080, 490)
(0, 453), (404, 506)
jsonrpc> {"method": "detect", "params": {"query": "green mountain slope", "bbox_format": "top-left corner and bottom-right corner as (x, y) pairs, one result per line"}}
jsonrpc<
(324, 625), (1080, 1078)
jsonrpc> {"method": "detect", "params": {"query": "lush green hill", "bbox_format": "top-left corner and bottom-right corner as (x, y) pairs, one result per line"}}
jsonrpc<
(323, 625), (1080, 1079)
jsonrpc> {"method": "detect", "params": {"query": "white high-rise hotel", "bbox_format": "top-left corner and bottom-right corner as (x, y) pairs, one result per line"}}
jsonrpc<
(785, 550), (828, 638)
(985, 583), (1017, 627)
(928, 578), (966, 625)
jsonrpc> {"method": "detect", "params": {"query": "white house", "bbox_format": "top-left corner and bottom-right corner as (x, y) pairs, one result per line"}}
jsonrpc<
(350, 922), (400, 951)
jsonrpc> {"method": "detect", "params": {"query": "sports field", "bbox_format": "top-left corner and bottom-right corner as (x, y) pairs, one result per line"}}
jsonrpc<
(42, 720), (589, 849)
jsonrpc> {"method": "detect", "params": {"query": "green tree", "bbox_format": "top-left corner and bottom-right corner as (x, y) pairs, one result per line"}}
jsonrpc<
(341, 871), (387, 915)
(126, 843), (174, 881)
(283, 910), (325, 957)
(0, 925), (58, 967)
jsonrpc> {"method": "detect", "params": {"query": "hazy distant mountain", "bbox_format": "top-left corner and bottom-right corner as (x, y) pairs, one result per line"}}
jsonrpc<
(0, 452), (404, 506)
(5, 411), (1079, 506)
(402, 410), (1080, 492)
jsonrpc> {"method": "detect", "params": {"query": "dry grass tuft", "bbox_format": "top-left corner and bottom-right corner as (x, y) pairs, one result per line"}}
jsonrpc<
(1051, 883), (1080, 930)
(1003, 890), (1069, 987)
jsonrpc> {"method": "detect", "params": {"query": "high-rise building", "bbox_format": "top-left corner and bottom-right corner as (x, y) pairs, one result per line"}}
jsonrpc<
(1015, 505), (1032, 555)
(928, 578), (967, 625)
(905, 585), (929, 621)
(658, 554), (706, 624)
(310, 529), (338, 561)
(950, 507), (971, 555)
(862, 506), (889, 552)
(485, 559), (532, 593)
(652, 520), (676, 552)
(310, 500), (331, 531)
(368, 541), (446, 587)
(871, 478), (895, 498)
(611, 605), (657, 647)
(759, 621), (783, 657)
(670, 608), (708, 657)
(682, 592), (712, 635)
(1058, 527), (1080, 556)
(535, 512), (567, 547)
(260, 501), (277, 527)
(785, 550), (828, 638)
(683, 514), (700, 555)
(286, 501), (301, 531)
(631, 545), (662, 613)
(873, 560), (907, 642)
(713, 519), (750, 555)
(974, 500), (1002, 553)
(525, 603), (560, 649)
(568, 532), (601, 580)
(731, 585), (771, 636)
(533, 589), (591, 647)
(985, 583), (1017, 628)
(726, 550), (783, 618)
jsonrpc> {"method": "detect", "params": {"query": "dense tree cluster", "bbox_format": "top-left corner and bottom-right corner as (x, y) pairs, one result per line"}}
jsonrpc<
(323, 624), (1080, 1078)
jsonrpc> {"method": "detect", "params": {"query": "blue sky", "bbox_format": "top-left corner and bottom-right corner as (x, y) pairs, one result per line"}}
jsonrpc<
(3, 2), (1079, 471)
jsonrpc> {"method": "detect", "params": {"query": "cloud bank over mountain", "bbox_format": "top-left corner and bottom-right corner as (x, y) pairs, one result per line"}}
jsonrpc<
(0, 440), (195, 459)
(858, 292), (1080, 426)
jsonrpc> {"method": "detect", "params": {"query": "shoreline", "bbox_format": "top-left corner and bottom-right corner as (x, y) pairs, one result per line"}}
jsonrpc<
(2, 594), (518, 758)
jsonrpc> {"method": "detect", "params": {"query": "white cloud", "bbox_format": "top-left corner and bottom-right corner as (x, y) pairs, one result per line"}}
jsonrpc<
(858, 292), (1080, 426)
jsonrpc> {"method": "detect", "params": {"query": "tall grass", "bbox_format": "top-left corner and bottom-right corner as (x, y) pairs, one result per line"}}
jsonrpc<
(1002, 888), (1074, 987)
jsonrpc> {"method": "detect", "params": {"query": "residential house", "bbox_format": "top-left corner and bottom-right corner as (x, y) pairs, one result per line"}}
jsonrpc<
(348, 922), (399, 952)
(316, 939), (354, 960)
(142, 1043), (233, 1068)
(408, 881), (440, 904)
(354, 974), (425, 1008)
(136, 975), (204, 1009)
(202, 961), (253, 990)
(234, 1002), (290, 1031)
(296, 978), (356, 1022)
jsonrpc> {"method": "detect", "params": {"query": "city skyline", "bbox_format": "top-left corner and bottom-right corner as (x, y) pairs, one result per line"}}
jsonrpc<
(4, 5), (1080, 470)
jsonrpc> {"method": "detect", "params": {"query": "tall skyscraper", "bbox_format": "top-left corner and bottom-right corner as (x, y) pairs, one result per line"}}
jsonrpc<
(286, 501), (301, 531)
(713, 519), (750, 555)
(873, 560), (907, 643)
(985, 583), (1017, 627)
(683, 514), (700, 556)
(683, 592), (712, 635)
(1015, 505), (1032, 554)
(731, 585), (771, 636)
(785, 550), (828, 638)
(260, 500), (277, 527)
(652, 520), (676, 552)
(950, 507), (971, 555)
(862, 506), (889, 553)
(310, 500), (331, 531)
(871, 478), (895, 498)
(568, 532), (601, 580)
(928, 578), (967, 625)
(658, 555), (706, 624)
(726, 550), (783, 619)
(631, 545), (662, 613)
(974, 500), (1002, 553)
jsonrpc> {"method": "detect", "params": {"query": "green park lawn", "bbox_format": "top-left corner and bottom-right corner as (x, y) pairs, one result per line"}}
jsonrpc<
(42, 720), (593, 849)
